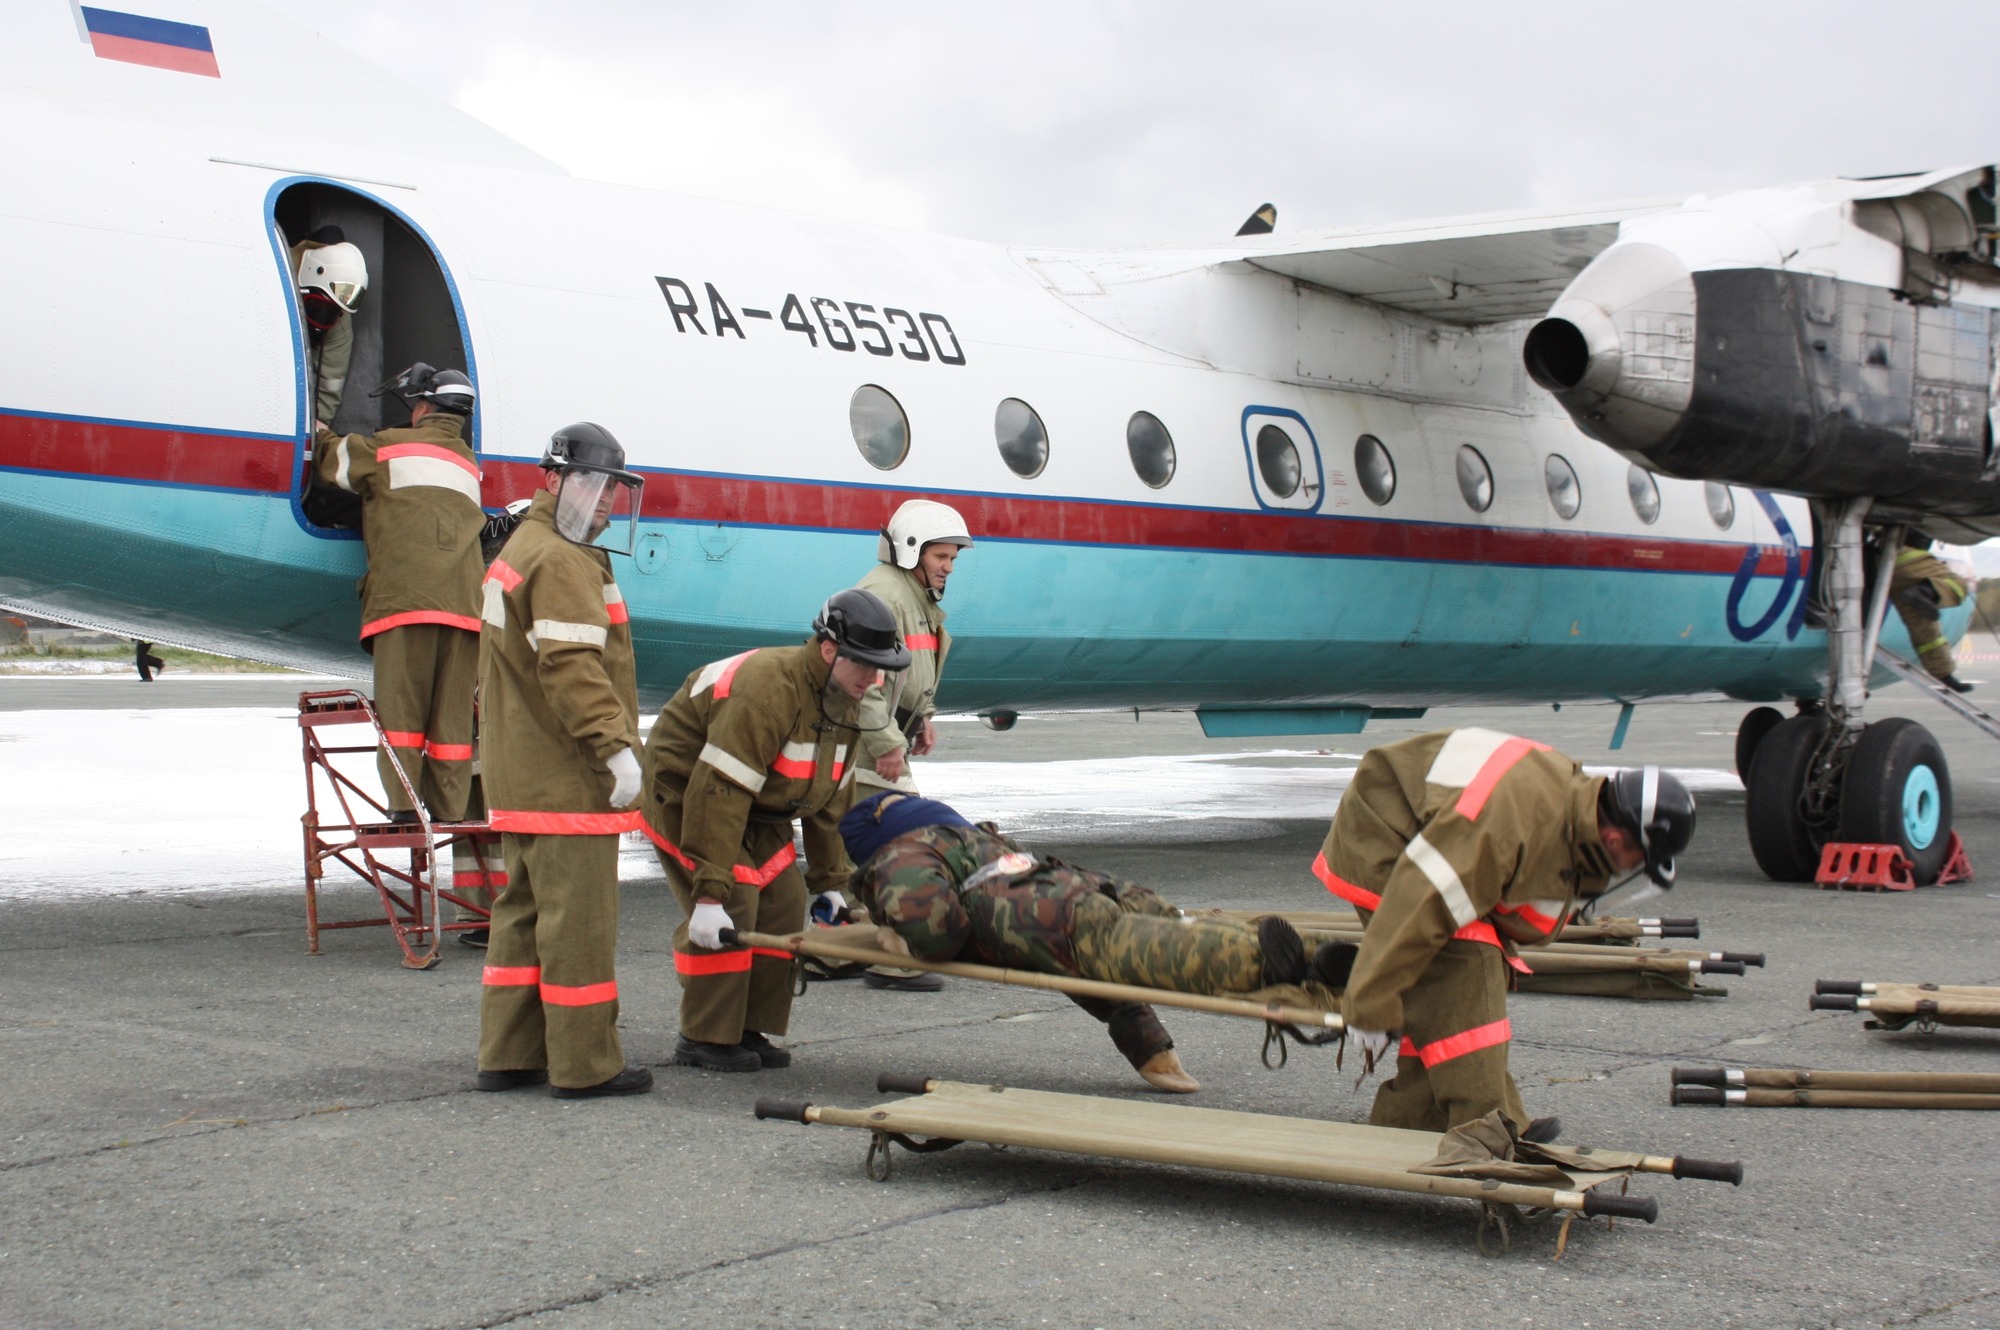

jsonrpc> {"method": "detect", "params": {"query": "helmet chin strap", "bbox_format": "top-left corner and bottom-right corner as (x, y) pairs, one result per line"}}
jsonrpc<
(1582, 868), (1662, 919)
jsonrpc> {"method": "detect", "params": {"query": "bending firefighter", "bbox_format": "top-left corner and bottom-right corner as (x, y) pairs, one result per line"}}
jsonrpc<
(312, 363), (482, 823)
(476, 423), (653, 1099)
(840, 792), (1356, 1093)
(641, 589), (909, 1072)
(1315, 729), (1694, 1134)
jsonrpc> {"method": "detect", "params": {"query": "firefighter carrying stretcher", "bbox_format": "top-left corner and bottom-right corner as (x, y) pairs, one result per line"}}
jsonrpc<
(642, 589), (912, 1073)
(1316, 728), (1695, 1135)
(838, 791), (1358, 1093)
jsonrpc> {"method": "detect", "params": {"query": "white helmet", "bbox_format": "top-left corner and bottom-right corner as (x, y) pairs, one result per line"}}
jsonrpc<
(877, 499), (972, 569)
(295, 241), (368, 312)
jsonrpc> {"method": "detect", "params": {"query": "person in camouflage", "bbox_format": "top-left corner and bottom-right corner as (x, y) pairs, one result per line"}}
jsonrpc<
(839, 792), (1353, 1093)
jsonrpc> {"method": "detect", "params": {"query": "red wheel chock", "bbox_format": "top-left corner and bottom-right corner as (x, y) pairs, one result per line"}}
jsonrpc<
(1815, 843), (1915, 891)
(1935, 832), (1975, 885)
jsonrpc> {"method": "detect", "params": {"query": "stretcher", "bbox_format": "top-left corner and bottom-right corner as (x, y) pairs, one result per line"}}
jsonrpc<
(756, 1075), (1742, 1257)
(1811, 979), (2000, 1032)
(1226, 910), (1763, 1001)
(1673, 1065), (2000, 1109)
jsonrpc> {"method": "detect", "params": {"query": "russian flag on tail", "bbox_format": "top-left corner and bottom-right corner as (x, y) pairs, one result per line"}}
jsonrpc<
(80, 6), (220, 77)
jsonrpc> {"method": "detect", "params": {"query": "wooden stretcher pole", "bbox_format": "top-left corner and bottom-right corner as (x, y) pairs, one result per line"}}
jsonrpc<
(1810, 992), (2000, 1026)
(1816, 979), (2000, 1000)
(727, 928), (1344, 1033)
(1676, 1085), (2000, 1108)
(1675, 1066), (2000, 1095)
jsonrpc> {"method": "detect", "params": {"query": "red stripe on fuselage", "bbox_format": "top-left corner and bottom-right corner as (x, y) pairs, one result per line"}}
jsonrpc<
(0, 412), (1802, 578)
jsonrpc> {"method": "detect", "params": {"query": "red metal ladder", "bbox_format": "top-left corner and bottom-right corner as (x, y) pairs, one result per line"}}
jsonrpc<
(298, 688), (495, 970)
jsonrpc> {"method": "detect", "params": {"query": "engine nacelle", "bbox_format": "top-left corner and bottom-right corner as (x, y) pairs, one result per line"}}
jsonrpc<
(1525, 167), (2000, 525)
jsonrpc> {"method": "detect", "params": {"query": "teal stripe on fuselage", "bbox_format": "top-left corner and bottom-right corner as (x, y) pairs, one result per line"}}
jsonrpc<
(2, 473), (1958, 711)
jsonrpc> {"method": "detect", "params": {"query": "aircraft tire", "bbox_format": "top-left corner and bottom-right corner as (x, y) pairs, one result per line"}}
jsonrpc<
(1733, 706), (1785, 781)
(1839, 718), (1952, 885)
(1744, 713), (1831, 882)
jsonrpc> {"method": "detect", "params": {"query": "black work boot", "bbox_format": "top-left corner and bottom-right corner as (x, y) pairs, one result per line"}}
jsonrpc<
(549, 1066), (654, 1099)
(1309, 941), (1358, 990)
(1520, 1115), (1562, 1145)
(1257, 916), (1308, 987)
(1942, 673), (1975, 694)
(474, 1067), (548, 1092)
(672, 1035), (759, 1072)
(738, 1031), (791, 1069)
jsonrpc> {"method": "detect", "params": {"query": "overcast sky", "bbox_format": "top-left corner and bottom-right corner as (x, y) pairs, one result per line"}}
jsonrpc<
(264, 1), (2000, 250)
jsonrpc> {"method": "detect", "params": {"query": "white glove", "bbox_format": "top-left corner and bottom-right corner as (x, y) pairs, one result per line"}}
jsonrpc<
(607, 747), (642, 808)
(1350, 1028), (1393, 1061)
(811, 890), (848, 924)
(688, 900), (732, 949)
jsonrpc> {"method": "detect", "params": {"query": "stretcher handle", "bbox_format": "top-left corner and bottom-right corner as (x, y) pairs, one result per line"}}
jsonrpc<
(719, 927), (741, 947)
(1815, 979), (1864, 995)
(1581, 1191), (1658, 1223)
(754, 1098), (814, 1124)
(1715, 951), (1765, 968)
(1673, 1085), (1726, 1105)
(1810, 994), (1860, 1011)
(1670, 1156), (1744, 1186)
(876, 1073), (935, 1096)
(1671, 1066), (1727, 1087)
(1645, 918), (1699, 930)
(1699, 959), (1746, 977)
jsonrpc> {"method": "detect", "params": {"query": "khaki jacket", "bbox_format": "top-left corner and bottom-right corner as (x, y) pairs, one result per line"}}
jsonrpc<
(852, 562), (951, 788)
(289, 239), (353, 426)
(312, 411), (484, 640)
(1317, 728), (1612, 1032)
(478, 490), (642, 828)
(642, 644), (861, 901)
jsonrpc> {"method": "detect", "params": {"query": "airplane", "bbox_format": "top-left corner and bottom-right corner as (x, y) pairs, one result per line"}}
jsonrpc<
(0, 1), (1987, 884)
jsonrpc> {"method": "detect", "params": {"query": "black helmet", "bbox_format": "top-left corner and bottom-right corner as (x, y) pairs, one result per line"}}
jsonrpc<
(1601, 766), (1696, 887)
(542, 421), (638, 480)
(812, 589), (911, 670)
(372, 362), (475, 416)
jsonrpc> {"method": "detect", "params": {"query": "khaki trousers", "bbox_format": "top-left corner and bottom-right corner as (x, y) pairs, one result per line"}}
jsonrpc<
(1367, 938), (1528, 1133)
(371, 622), (477, 820)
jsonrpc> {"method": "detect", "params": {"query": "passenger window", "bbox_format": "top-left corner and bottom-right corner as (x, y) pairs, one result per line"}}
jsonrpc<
(1544, 454), (1581, 520)
(1628, 465), (1661, 524)
(1355, 434), (1395, 506)
(1256, 424), (1301, 498)
(1705, 481), (1735, 529)
(995, 398), (1048, 478)
(1456, 445), (1493, 513)
(1126, 411), (1176, 488)
(850, 385), (908, 470)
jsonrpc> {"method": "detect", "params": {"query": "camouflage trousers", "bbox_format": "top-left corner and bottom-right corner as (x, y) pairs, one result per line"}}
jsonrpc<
(1064, 890), (1269, 1068)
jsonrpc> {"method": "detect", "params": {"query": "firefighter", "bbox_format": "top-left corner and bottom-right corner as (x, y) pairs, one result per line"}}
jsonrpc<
(312, 363), (482, 823)
(1315, 729), (1695, 1135)
(842, 499), (974, 991)
(1890, 535), (1973, 692)
(840, 792), (1355, 1093)
(641, 589), (910, 1072)
(475, 422), (653, 1098)
(290, 226), (367, 428)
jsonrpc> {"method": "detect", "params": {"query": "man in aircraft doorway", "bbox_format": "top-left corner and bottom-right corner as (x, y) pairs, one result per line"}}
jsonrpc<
(289, 225), (368, 429)
(823, 499), (974, 993)
(1889, 534), (1974, 693)
(1314, 729), (1695, 1137)
(312, 363), (483, 824)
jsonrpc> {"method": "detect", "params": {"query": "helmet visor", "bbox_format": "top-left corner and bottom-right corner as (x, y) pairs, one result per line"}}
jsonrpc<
(326, 280), (364, 312)
(553, 467), (645, 556)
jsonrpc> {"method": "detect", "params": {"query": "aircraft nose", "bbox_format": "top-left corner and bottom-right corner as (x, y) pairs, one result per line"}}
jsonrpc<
(1524, 241), (1696, 453)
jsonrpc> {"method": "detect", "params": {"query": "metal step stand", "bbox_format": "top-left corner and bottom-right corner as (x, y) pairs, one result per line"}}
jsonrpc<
(298, 688), (494, 970)
(1872, 645), (2000, 743)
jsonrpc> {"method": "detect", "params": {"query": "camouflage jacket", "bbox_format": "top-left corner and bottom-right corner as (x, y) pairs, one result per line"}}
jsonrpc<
(849, 823), (1149, 974)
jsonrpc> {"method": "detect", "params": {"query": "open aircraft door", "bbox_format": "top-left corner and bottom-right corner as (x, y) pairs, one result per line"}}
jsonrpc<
(269, 180), (477, 534)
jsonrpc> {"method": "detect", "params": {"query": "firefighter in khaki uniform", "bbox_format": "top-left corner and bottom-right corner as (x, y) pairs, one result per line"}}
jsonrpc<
(1315, 729), (1694, 1135)
(843, 499), (974, 992)
(312, 363), (482, 822)
(290, 228), (367, 428)
(641, 589), (911, 1072)
(475, 422), (653, 1099)
(1889, 535), (1974, 692)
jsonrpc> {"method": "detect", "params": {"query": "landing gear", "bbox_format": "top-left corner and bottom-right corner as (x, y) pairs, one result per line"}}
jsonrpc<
(1737, 501), (1956, 885)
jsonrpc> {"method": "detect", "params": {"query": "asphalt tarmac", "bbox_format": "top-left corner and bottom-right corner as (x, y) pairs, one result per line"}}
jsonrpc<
(3, 679), (1998, 1330)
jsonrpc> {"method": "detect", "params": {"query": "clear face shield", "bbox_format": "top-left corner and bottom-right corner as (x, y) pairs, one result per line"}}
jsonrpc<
(553, 467), (645, 556)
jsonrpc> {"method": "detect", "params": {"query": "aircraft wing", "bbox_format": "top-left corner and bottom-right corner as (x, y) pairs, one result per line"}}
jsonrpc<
(1225, 197), (1680, 325)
